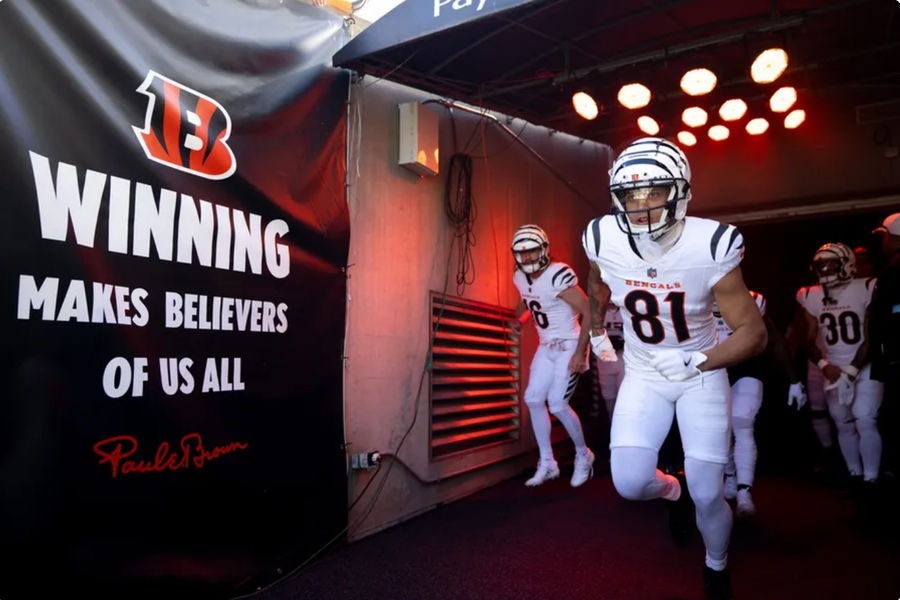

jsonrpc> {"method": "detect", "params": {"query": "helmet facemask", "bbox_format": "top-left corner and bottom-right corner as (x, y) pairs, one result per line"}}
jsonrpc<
(812, 258), (843, 285)
(513, 247), (548, 274)
(610, 181), (688, 238)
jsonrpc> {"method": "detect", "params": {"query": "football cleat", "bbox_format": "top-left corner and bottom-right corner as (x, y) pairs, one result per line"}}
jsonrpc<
(525, 459), (560, 487)
(571, 448), (596, 488)
(703, 566), (733, 600)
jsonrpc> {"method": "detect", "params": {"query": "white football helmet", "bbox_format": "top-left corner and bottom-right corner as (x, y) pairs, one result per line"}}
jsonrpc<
(811, 242), (856, 285)
(511, 224), (550, 274)
(608, 137), (692, 237)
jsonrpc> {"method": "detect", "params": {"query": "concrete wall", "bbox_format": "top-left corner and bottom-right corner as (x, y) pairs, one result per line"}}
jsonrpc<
(343, 79), (611, 540)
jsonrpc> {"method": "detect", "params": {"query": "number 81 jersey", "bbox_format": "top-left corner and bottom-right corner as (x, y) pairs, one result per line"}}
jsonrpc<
(796, 278), (876, 366)
(583, 215), (744, 380)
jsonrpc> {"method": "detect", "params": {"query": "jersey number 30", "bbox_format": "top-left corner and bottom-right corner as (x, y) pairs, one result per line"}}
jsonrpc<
(624, 290), (690, 344)
(819, 311), (861, 345)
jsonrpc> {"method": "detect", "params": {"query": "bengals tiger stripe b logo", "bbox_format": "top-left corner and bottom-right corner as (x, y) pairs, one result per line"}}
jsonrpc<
(132, 71), (236, 180)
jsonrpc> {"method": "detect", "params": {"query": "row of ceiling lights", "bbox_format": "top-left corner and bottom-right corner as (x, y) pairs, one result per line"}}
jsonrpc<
(571, 48), (807, 145)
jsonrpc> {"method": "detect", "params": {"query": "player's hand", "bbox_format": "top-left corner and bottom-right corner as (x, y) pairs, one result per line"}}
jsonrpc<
(590, 330), (617, 362)
(787, 382), (807, 410)
(508, 319), (523, 337)
(824, 372), (855, 406)
(648, 350), (707, 382)
(822, 363), (842, 384)
(568, 352), (588, 374)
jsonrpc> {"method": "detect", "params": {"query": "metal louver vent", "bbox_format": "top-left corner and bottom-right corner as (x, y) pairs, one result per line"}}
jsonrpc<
(430, 292), (519, 459)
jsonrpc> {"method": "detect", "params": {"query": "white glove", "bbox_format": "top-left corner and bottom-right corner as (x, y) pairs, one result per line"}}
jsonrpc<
(787, 382), (807, 410)
(590, 331), (618, 362)
(648, 350), (707, 382)
(824, 372), (855, 406)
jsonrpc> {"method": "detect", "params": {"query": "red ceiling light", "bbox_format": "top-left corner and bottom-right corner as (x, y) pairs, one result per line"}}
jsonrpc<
(572, 91), (599, 120)
(719, 99), (748, 121)
(769, 86), (797, 113)
(708, 125), (730, 141)
(746, 118), (769, 135)
(680, 68), (717, 96)
(682, 106), (708, 128)
(751, 48), (789, 84)
(784, 109), (806, 129)
(618, 83), (652, 109)
(637, 116), (660, 135)
(677, 131), (697, 147)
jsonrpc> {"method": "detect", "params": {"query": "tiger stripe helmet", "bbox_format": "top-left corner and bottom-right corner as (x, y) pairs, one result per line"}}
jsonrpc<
(609, 137), (691, 237)
(511, 224), (550, 274)
(811, 242), (855, 285)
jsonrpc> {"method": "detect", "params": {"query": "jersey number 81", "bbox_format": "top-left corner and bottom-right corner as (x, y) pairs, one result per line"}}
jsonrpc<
(624, 290), (690, 344)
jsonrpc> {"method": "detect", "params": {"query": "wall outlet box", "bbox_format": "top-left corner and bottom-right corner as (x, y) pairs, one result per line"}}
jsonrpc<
(398, 101), (439, 176)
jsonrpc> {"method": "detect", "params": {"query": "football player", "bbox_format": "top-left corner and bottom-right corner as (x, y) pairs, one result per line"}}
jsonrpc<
(583, 137), (767, 600)
(596, 301), (625, 416)
(510, 225), (595, 488)
(793, 243), (883, 487)
(790, 322), (839, 477)
(715, 291), (806, 518)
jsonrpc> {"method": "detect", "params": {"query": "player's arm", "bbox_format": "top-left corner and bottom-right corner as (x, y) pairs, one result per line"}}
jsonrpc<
(586, 261), (611, 336)
(558, 285), (592, 373)
(797, 307), (822, 363)
(514, 300), (530, 321)
(784, 309), (805, 358)
(702, 266), (768, 372)
(786, 301), (811, 359)
(796, 304), (844, 384)
(763, 315), (802, 383)
(845, 304), (873, 381)
(509, 297), (531, 336)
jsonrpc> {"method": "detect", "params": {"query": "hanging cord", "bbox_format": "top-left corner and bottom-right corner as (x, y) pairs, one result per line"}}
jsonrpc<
(444, 153), (476, 295)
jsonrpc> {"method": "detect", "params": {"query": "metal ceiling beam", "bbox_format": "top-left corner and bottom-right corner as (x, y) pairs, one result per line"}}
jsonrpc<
(551, 14), (804, 85)
(708, 194), (900, 225)
(476, 13), (802, 100)
(478, 0), (878, 100)
(485, 0), (698, 88)
(552, 0), (878, 85)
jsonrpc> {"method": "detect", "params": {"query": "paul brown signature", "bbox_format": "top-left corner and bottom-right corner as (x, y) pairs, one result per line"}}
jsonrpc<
(93, 433), (249, 478)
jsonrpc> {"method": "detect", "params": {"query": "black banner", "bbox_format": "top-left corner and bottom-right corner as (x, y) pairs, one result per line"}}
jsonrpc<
(0, 2), (349, 598)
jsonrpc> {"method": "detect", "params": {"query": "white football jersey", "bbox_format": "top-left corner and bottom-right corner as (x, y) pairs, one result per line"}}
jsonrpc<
(583, 215), (744, 380)
(513, 261), (580, 343)
(715, 290), (766, 342)
(796, 277), (876, 366)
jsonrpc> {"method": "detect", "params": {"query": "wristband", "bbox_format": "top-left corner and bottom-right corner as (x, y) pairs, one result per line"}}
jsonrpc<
(843, 365), (859, 378)
(817, 358), (830, 370)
